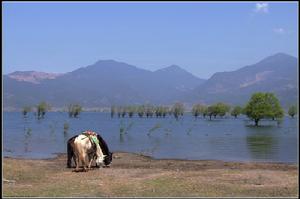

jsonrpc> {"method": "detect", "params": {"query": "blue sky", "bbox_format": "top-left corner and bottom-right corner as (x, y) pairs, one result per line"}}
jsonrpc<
(2, 2), (298, 79)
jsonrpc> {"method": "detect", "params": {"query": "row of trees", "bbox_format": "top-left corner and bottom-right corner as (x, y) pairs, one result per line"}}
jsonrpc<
(192, 102), (231, 120)
(21, 93), (297, 126)
(68, 104), (82, 118)
(111, 103), (185, 120)
(22, 102), (82, 119)
(192, 93), (298, 126)
(22, 102), (51, 120)
(111, 105), (172, 118)
(110, 93), (297, 126)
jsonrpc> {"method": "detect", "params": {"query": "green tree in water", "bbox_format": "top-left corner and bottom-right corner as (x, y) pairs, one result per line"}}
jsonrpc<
(127, 106), (136, 118)
(215, 102), (230, 118)
(145, 104), (154, 118)
(231, 106), (243, 118)
(68, 104), (82, 118)
(244, 92), (284, 126)
(192, 104), (201, 118)
(137, 105), (145, 118)
(110, 105), (116, 118)
(172, 102), (184, 120)
(288, 105), (297, 118)
(22, 106), (31, 118)
(36, 102), (51, 119)
(265, 93), (284, 121)
(206, 105), (217, 120)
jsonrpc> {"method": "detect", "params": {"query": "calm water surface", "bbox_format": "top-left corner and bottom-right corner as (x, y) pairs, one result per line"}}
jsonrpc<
(3, 112), (298, 163)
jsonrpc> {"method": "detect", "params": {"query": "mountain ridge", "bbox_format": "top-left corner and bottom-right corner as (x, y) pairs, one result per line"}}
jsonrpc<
(3, 53), (298, 110)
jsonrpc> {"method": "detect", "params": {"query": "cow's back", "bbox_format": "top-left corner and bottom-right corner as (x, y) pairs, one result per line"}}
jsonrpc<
(74, 135), (92, 158)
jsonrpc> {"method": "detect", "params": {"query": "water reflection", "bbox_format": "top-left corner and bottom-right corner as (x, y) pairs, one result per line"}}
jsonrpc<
(24, 127), (32, 153)
(3, 112), (297, 162)
(246, 133), (278, 161)
(146, 136), (161, 155)
(119, 132), (125, 143)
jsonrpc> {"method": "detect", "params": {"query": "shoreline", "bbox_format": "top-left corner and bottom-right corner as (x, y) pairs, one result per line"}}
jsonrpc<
(4, 151), (298, 166)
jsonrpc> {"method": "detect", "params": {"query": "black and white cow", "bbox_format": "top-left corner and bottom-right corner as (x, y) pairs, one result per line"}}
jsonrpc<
(67, 132), (113, 170)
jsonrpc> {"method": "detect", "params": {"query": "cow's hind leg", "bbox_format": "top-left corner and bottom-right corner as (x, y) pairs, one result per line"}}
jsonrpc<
(73, 155), (80, 172)
(82, 153), (88, 172)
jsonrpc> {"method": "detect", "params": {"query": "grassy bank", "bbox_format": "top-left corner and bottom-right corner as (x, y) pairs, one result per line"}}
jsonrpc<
(3, 152), (298, 197)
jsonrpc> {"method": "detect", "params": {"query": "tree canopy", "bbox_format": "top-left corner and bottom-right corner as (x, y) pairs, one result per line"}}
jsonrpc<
(231, 106), (243, 118)
(36, 102), (51, 119)
(244, 92), (284, 126)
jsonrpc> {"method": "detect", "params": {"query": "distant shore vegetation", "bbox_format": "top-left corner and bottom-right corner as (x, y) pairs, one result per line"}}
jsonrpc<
(20, 92), (297, 126)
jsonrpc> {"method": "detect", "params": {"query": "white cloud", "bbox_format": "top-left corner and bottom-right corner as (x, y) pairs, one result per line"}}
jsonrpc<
(273, 28), (286, 35)
(254, 3), (269, 13)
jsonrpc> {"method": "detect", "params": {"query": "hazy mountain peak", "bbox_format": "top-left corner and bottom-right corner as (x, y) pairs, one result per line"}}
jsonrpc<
(87, 59), (143, 71)
(7, 71), (63, 84)
(155, 64), (186, 73)
(94, 59), (122, 65)
(270, 52), (295, 58)
(168, 64), (181, 69)
(258, 52), (297, 65)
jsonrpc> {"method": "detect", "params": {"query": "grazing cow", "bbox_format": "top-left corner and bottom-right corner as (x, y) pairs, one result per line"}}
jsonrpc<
(67, 131), (113, 169)
(73, 133), (105, 172)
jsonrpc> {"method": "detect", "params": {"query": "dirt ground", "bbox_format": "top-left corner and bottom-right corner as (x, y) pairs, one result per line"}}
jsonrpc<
(3, 152), (299, 197)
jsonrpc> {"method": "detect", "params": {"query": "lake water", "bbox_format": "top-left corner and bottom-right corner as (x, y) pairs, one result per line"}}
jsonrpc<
(3, 112), (298, 163)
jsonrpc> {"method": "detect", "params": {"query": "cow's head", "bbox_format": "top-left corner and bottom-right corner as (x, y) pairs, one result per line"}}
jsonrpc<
(95, 155), (106, 167)
(104, 152), (113, 166)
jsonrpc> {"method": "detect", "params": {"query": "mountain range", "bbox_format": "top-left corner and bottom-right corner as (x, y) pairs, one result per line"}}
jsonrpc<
(3, 53), (298, 111)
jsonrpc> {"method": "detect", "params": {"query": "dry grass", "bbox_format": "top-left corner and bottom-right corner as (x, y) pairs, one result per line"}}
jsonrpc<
(3, 152), (299, 197)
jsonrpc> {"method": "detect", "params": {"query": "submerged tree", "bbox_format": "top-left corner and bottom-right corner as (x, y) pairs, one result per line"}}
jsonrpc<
(121, 106), (127, 118)
(202, 106), (208, 118)
(231, 106), (243, 118)
(137, 105), (145, 118)
(22, 106), (31, 118)
(161, 106), (169, 118)
(215, 102), (230, 118)
(206, 105), (217, 120)
(192, 104), (206, 119)
(110, 105), (116, 118)
(117, 106), (122, 118)
(155, 106), (168, 118)
(68, 104), (82, 118)
(288, 105), (297, 118)
(192, 104), (201, 118)
(265, 93), (284, 121)
(145, 104), (154, 118)
(36, 102), (51, 119)
(127, 106), (136, 118)
(244, 92), (284, 126)
(172, 102), (184, 120)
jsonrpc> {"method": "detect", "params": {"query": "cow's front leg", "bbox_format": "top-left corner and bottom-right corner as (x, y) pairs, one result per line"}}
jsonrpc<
(88, 156), (94, 170)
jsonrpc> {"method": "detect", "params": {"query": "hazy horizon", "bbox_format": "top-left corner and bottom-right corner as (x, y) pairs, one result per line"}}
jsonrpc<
(3, 52), (298, 80)
(3, 2), (298, 79)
